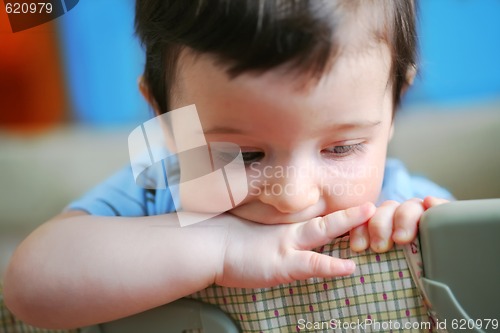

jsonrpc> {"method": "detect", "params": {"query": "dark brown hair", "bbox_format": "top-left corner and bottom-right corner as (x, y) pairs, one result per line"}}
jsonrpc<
(135, 0), (417, 114)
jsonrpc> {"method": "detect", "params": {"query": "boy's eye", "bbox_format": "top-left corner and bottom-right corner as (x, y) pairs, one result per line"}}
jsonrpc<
(321, 143), (364, 159)
(241, 151), (265, 165)
(212, 149), (264, 166)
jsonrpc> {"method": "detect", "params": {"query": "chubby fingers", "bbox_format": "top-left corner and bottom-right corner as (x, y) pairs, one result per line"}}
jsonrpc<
(352, 199), (425, 252)
(350, 224), (369, 252)
(285, 203), (375, 279)
(368, 200), (400, 253)
(295, 202), (376, 250)
(286, 251), (358, 280)
(423, 196), (450, 209)
(392, 198), (424, 244)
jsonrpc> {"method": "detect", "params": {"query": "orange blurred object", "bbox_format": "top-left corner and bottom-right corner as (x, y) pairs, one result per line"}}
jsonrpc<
(0, 7), (67, 132)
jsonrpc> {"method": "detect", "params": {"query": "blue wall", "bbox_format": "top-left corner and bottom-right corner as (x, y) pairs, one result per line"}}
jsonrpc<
(58, 0), (149, 125)
(57, 0), (500, 125)
(405, 0), (500, 106)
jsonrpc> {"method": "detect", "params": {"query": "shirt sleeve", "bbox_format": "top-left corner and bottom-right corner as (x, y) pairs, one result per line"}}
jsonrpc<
(379, 158), (455, 204)
(66, 165), (176, 216)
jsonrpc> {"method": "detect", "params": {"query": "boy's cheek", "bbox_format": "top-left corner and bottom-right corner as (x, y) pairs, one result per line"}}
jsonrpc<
(323, 164), (384, 212)
(178, 165), (248, 214)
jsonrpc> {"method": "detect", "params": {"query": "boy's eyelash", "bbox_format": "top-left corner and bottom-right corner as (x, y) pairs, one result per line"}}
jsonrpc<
(214, 144), (364, 165)
(321, 143), (365, 159)
(241, 151), (265, 165)
(212, 150), (264, 166)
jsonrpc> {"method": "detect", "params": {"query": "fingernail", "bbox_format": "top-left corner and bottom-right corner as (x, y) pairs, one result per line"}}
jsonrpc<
(394, 229), (409, 242)
(344, 260), (356, 272)
(351, 237), (367, 252)
(360, 202), (375, 215)
(372, 240), (388, 252)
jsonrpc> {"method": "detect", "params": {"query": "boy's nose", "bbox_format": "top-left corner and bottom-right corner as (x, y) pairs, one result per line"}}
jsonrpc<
(258, 173), (320, 214)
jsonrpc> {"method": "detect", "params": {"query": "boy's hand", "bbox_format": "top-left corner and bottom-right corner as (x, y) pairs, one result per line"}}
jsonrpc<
(349, 196), (449, 253)
(214, 203), (376, 288)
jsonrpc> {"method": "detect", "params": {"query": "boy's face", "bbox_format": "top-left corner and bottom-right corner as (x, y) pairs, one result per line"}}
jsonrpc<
(169, 44), (394, 224)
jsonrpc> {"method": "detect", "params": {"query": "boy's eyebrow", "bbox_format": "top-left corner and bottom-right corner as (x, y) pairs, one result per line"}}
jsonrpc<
(204, 121), (382, 135)
(204, 126), (245, 135)
(323, 120), (382, 132)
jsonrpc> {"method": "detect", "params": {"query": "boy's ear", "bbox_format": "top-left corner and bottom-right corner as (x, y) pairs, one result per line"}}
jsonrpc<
(406, 64), (417, 85)
(138, 75), (161, 116)
(401, 64), (417, 95)
(138, 75), (177, 152)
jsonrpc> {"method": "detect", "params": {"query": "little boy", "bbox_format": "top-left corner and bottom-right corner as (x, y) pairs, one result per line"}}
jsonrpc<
(4, 0), (452, 331)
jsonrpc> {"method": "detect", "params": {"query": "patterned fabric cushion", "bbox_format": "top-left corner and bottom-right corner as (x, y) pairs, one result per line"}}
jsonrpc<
(189, 236), (435, 332)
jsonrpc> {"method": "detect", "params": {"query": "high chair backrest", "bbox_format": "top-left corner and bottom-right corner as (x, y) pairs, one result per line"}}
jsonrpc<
(419, 199), (500, 333)
(81, 298), (240, 333)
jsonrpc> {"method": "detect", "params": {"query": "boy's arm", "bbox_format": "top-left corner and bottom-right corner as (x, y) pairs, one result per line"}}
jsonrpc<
(3, 203), (375, 329)
(4, 211), (226, 329)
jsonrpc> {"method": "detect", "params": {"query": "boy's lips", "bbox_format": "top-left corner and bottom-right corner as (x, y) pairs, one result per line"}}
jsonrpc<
(229, 203), (328, 224)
